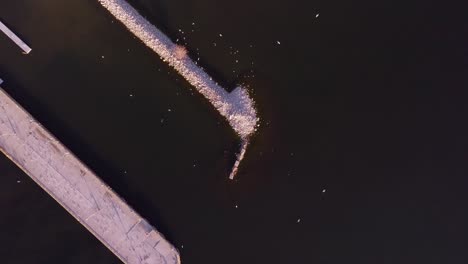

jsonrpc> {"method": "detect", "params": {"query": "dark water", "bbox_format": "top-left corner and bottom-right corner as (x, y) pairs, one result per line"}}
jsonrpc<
(1, 0), (468, 263)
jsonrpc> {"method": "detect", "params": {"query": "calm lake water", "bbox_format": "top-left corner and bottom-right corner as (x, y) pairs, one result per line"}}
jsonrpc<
(1, 0), (468, 263)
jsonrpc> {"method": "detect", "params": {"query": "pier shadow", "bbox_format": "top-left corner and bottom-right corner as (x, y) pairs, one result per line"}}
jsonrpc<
(114, 0), (239, 92)
(126, 0), (170, 30)
(184, 46), (239, 93)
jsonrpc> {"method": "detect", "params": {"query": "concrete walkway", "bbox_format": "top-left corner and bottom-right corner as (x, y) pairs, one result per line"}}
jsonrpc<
(0, 20), (31, 54)
(0, 85), (180, 264)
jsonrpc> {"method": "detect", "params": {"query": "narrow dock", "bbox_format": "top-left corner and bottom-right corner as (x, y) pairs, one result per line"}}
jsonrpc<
(0, 20), (32, 54)
(0, 82), (180, 264)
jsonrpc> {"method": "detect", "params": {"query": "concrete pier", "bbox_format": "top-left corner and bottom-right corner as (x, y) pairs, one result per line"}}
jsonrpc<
(98, 0), (259, 179)
(0, 83), (180, 264)
(0, 21), (32, 54)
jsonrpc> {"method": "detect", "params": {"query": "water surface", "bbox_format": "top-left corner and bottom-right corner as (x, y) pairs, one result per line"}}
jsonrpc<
(1, 0), (468, 263)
